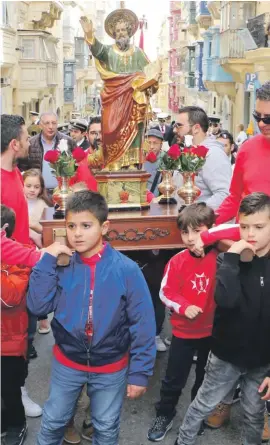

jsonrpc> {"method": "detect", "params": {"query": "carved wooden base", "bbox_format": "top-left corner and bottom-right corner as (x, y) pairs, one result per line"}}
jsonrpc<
(41, 203), (185, 251)
(95, 170), (151, 212)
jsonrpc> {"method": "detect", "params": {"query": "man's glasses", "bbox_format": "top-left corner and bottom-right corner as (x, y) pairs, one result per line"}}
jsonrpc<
(209, 122), (219, 128)
(252, 112), (270, 125)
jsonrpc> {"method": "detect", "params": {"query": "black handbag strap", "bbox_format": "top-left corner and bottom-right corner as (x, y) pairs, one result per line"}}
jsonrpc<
(150, 171), (161, 193)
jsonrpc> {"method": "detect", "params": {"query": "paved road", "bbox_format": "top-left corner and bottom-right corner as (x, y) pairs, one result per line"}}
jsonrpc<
(25, 326), (266, 445)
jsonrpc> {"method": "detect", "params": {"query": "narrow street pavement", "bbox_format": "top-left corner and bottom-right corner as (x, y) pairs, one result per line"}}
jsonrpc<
(24, 322), (253, 445)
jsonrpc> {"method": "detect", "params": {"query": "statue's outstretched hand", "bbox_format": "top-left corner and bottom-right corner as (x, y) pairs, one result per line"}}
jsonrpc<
(80, 16), (93, 39)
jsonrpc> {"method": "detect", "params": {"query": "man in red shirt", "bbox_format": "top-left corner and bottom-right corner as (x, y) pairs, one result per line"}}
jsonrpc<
(1, 115), (30, 244)
(1, 114), (42, 418)
(216, 81), (270, 224)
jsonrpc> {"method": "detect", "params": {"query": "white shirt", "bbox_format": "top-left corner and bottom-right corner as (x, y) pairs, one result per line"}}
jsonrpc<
(236, 131), (247, 146)
(41, 135), (58, 189)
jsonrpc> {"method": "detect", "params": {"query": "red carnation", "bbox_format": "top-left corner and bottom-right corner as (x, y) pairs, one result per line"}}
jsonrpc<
(146, 151), (157, 163)
(72, 147), (86, 162)
(44, 150), (60, 163)
(191, 145), (209, 158)
(167, 144), (181, 160)
(183, 147), (190, 154)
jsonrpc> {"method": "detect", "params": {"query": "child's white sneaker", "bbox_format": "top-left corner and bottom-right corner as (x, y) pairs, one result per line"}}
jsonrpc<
(155, 336), (167, 352)
(21, 387), (42, 417)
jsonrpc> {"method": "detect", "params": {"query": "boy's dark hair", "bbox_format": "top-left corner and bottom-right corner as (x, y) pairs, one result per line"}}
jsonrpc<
(66, 190), (108, 224)
(1, 205), (16, 238)
(177, 202), (215, 231)
(1, 114), (25, 154)
(239, 192), (270, 216)
(217, 130), (234, 146)
(178, 106), (209, 133)
(88, 116), (101, 132)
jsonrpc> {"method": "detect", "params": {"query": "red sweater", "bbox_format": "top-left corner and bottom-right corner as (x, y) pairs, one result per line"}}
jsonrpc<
(201, 224), (240, 246)
(1, 167), (30, 243)
(1, 261), (31, 358)
(160, 225), (241, 339)
(160, 249), (218, 339)
(1, 231), (41, 267)
(216, 135), (270, 224)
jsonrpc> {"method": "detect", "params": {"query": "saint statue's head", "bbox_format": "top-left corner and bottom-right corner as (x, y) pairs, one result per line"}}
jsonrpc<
(113, 19), (132, 51)
(105, 9), (139, 51)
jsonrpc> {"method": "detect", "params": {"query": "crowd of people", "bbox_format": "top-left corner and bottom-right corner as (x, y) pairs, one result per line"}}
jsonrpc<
(1, 80), (270, 445)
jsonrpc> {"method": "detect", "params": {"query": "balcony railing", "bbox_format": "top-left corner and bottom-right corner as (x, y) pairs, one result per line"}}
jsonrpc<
(220, 29), (245, 59)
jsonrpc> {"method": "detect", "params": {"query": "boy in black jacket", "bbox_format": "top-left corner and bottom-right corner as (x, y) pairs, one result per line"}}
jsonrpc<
(175, 192), (270, 445)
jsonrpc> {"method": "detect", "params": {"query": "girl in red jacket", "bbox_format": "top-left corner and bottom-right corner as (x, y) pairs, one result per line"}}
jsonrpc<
(148, 203), (225, 442)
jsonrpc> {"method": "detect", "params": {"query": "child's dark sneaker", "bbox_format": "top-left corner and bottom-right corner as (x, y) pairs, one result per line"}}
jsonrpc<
(232, 385), (241, 404)
(147, 415), (173, 442)
(198, 422), (205, 436)
(6, 422), (27, 445)
(27, 343), (37, 360)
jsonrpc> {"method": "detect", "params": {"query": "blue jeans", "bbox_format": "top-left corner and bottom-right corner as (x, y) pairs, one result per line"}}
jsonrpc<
(177, 352), (269, 445)
(37, 358), (128, 445)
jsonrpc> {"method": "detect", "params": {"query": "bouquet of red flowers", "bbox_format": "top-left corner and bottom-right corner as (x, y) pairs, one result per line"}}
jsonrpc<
(44, 140), (86, 177)
(158, 144), (182, 170)
(178, 145), (208, 173)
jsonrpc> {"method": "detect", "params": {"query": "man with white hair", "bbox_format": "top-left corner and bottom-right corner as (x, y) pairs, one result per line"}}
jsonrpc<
(18, 112), (74, 191)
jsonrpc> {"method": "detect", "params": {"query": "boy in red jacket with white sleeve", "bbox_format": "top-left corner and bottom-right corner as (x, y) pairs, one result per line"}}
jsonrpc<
(148, 203), (221, 442)
(1, 205), (72, 445)
(1, 205), (31, 444)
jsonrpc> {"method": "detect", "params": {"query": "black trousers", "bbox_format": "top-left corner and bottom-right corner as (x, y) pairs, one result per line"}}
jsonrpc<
(1, 356), (26, 432)
(143, 260), (166, 335)
(123, 250), (177, 336)
(155, 335), (211, 418)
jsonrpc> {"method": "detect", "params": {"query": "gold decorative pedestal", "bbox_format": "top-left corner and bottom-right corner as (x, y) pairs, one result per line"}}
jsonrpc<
(52, 177), (72, 219)
(95, 170), (151, 211)
(177, 172), (201, 205)
(158, 170), (177, 205)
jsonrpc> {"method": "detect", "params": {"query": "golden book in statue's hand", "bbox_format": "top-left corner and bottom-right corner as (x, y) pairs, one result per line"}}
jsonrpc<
(138, 57), (162, 92)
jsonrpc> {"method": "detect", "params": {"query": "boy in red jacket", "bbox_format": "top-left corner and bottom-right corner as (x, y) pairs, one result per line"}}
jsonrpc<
(148, 203), (219, 442)
(1, 205), (72, 445)
(1, 205), (31, 445)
